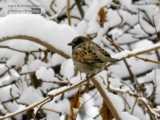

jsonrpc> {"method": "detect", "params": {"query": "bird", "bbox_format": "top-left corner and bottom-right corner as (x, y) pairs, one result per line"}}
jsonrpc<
(68, 36), (119, 76)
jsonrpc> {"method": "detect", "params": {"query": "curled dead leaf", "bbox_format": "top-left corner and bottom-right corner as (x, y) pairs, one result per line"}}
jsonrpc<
(96, 6), (108, 27)
(41, 49), (49, 62)
(100, 101), (113, 120)
(68, 90), (83, 120)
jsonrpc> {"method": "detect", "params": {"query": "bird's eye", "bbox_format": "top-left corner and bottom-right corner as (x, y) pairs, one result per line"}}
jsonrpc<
(77, 38), (82, 43)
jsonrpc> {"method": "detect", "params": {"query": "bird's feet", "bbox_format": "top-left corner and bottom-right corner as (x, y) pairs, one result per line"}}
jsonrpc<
(85, 74), (90, 81)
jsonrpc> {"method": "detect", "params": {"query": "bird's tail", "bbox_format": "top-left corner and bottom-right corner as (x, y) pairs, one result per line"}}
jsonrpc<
(108, 58), (120, 62)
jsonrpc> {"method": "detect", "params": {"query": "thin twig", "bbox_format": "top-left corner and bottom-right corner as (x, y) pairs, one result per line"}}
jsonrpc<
(119, 22), (139, 38)
(20, 64), (61, 75)
(75, 0), (84, 18)
(0, 75), (88, 120)
(139, 98), (159, 119)
(0, 35), (70, 59)
(0, 97), (50, 120)
(71, 15), (82, 20)
(2, 97), (19, 104)
(67, 0), (71, 26)
(81, 90), (97, 108)
(120, 4), (135, 14)
(40, 107), (62, 114)
(93, 107), (108, 119)
(152, 16), (159, 43)
(106, 36), (151, 86)
(0, 68), (10, 77)
(28, 0), (39, 7)
(10, 88), (27, 105)
(34, 99), (52, 120)
(1, 103), (10, 113)
(41, 80), (69, 84)
(114, 8), (123, 27)
(138, 8), (153, 27)
(91, 76), (121, 120)
(119, 93), (131, 109)
(138, 9), (152, 36)
(120, 80), (134, 91)
(0, 81), (17, 89)
(107, 76), (160, 119)
(131, 99), (137, 114)
(106, 37), (160, 67)
(103, 7), (123, 36)
(50, 0), (57, 14)
(0, 45), (46, 53)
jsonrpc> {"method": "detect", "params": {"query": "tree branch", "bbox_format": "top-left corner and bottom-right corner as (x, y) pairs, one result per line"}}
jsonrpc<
(75, 0), (84, 18)
(50, 0), (57, 14)
(67, 0), (71, 26)
(0, 97), (50, 120)
(106, 40), (160, 67)
(90, 77), (122, 120)
(0, 35), (70, 59)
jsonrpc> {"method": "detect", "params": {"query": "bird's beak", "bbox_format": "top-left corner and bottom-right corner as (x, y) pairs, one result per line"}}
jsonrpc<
(68, 42), (74, 46)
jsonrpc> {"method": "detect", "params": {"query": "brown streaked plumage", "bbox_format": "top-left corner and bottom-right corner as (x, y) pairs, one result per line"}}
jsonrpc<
(68, 36), (119, 75)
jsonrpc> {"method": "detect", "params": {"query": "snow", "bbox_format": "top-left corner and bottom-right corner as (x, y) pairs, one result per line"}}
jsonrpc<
(80, 93), (99, 119)
(48, 86), (70, 96)
(120, 112), (140, 120)
(84, 0), (100, 21)
(60, 59), (74, 78)
(112, 50), (131, 59)
(16, 105), (27, 113)
(70, 73), (86, 84)
(18, 86), (44, 105)
(94, 72), (140, 120)
(21, 53), (66, 74)
(109, 77), (122, 88)
(21, 59), (49, 73)
(0, 66), (8, 76)
(6, 54), (25, 68)
(0, 71), (19, 86)
(0, 1), (160, 120)
(129, 24), (148, 36)
(50, 53), (66, 66)
(43, 99), (70, 116)
(116, 34), (138, 44)
(75, 20), (88, 36)
(109, 53), (158, 78)
(155, 86), (160, 103)
(34, 107), (38, 115)
(112, 42), (160, 59)
(0, 14), (78, 57)
(7, 39), (46, 51)
(0, 86), (12, 101)
(36, 66), (59, 82)
(0, 99), (45, 119)
(45, 111), (60, 120)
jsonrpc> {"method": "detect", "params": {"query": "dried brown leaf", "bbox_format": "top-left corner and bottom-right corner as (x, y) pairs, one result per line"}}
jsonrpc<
(97, 7), (107, 27)
(84, 83), (89, 93)
(100, 101), (113, 120)
(41, 49), (49, 62)
(68, 90), (83, 120)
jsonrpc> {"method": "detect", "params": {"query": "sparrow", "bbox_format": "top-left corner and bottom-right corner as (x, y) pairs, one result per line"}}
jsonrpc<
(68, 36), (119, 76)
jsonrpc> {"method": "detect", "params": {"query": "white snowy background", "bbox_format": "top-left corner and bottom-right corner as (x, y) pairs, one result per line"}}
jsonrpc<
(0, 0), (160, 120)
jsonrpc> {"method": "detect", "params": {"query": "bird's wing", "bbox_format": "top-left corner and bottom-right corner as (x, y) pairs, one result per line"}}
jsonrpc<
(92, 42), (111, 57)
(73, 42), (103, 63)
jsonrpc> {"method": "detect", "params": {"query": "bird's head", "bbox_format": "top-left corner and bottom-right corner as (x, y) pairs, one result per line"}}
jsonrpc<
(68, 36), (90, 49)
